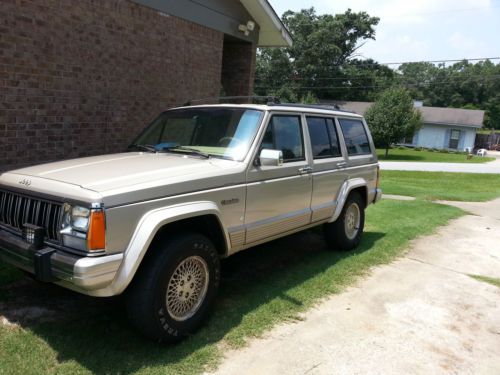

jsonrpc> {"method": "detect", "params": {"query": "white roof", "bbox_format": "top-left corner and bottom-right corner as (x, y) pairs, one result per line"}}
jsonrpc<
(240, 0), (292, 47)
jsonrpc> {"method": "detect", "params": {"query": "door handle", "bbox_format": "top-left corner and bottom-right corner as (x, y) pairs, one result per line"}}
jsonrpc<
(298, 166), (313, 174)
(337, 161), (347, 168)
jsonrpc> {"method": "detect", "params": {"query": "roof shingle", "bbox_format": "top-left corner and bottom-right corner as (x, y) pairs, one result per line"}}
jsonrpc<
(325, 101), (484, 128)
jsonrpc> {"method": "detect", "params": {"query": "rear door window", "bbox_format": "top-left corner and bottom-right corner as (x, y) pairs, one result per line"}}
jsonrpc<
(306, 117), (341, 158)
(338, 118), (371, 155)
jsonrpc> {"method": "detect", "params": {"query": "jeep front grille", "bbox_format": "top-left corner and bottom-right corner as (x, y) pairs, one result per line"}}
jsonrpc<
(0, 190), (63, 242)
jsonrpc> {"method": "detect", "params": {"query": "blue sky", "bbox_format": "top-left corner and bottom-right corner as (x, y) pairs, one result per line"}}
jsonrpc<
(268, 0), (500, 64)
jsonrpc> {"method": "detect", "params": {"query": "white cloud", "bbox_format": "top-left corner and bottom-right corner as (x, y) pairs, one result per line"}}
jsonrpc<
(316, 0), (492, 23)
(447, 31), (489, 58)
(449, 32), (475, 50)
(361, 33), (431, 62)
(269, 0), (500, 63)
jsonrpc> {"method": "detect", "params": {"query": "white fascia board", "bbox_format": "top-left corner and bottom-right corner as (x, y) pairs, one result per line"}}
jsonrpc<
(240, 0), (292, 47)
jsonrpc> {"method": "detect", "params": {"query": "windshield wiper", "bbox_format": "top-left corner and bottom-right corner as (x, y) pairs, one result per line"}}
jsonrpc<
(129, 144), (156, 152)
(161, 146), (210, 159)
(131, 143), (210, 159)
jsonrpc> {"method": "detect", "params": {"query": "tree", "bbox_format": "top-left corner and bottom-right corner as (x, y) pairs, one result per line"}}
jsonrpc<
(365, 88), (422, 157)
(338, 58), (395, 101)
(255, 8), (380, 100)
(255, 7), (500, 127)
(484, 94), (500, 129)
(396, 59), (500, 129)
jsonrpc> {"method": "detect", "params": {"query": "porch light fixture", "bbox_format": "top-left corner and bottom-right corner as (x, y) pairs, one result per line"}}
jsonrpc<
(239, 20), (255, 36)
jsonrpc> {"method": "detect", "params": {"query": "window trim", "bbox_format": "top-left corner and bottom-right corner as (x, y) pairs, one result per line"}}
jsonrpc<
(337, 117), (372, 156)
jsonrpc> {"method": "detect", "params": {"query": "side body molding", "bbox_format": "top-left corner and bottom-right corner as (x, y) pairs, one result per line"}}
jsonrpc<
(329, 178), (368, 223)
(103, 201), (228, 296)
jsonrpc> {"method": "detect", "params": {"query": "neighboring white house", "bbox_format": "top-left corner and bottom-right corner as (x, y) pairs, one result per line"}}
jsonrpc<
(328, 101), (484, 152)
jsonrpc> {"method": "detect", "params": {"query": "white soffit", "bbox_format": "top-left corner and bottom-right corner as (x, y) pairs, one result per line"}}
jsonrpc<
(240, 0), (292, 47)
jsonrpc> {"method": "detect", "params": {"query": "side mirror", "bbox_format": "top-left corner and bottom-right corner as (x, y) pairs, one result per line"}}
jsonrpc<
(259, 149), (283, 167)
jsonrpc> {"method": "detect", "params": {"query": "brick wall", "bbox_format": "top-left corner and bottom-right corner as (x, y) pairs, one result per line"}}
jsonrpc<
(221, 40), (256, 97)
(0, 0), (225, 172)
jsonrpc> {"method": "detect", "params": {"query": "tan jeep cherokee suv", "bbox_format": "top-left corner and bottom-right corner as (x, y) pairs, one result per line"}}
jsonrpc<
(0, 102), (381, 342)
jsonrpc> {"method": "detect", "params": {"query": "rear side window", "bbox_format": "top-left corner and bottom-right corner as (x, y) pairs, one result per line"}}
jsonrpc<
(339, 119), (371, 155)
(261, 115), (304, 162)
(306, 117), (341, 158)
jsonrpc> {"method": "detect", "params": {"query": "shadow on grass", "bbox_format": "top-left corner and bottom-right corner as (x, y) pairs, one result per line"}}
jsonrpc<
(377, 154), (426, 161)
(0, 230), (384, 373)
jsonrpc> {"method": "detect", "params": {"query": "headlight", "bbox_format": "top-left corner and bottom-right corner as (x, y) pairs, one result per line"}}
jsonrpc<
(60, 203), (105, 252)
(62, 204), (90, 231)
(71, 206), (90, 230)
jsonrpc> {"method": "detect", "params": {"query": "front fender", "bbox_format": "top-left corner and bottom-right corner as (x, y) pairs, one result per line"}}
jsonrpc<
(329, 178), (368, 223)
(101, 201), (227, 295)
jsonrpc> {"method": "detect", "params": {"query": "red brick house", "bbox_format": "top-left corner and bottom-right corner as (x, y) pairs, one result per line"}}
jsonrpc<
(0, 0), (291, 171)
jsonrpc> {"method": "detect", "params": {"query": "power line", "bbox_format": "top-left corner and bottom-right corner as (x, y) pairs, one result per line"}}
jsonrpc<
(255, 56), (500, 69)
(254, 76), (500, 91)
(255, 73), (500, 82)
(379, 57), (500, 66)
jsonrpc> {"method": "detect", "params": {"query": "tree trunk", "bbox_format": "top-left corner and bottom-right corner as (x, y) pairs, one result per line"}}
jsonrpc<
(385, 147), (389, 158)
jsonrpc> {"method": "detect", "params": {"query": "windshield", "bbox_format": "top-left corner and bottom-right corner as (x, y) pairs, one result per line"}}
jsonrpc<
(131, 108), (263, 161)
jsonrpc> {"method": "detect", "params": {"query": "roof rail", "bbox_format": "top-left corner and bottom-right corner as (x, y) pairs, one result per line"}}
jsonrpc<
(183, 96), (281, 106)
(268, 102), (355, 113)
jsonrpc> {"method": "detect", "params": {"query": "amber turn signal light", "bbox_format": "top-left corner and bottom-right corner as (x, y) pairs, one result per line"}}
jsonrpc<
(87, 210), (106, 251)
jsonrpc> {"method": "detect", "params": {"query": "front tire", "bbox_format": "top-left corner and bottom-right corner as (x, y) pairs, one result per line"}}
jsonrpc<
(323, 192), (365, 251)
(126, 232), (220, 342)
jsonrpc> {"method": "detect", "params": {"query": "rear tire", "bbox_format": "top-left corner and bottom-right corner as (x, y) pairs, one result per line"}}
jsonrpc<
(323, 192), (365, 251)
(126, 232), (220, 342)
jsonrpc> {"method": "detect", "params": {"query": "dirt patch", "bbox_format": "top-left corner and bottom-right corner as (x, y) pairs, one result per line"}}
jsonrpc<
(0, 277), (114, 328)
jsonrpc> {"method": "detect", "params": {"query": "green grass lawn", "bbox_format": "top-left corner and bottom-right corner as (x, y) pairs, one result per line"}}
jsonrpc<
(469, 275), (500, 288)
(0, 200), (463, 374)
(377, 148), (494, 163)
(381, 170), (500, 201)
(477, 129), (500, 135)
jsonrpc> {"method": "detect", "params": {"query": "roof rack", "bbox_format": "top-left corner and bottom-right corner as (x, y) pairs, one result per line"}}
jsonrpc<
(267, 102), (355, 113)
(183, 96), (281, 106)
(182, 97), (356, 114)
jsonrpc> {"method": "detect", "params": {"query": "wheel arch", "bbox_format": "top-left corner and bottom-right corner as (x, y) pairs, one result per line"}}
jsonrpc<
(104, 201), (229, 295)
(329, 178), (368, 223)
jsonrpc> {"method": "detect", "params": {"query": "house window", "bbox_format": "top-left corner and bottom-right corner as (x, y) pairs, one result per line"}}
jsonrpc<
(449, 129), (460, 149)
(400, 134), (414, 145)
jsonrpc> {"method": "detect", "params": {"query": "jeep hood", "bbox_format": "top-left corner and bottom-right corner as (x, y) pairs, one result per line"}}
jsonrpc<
(4, 152), (232, 193)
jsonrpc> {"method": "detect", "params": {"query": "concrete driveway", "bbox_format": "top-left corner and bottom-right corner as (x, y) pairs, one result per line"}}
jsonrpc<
(212, 198), (500, 375)
(380, 151), (500, 173)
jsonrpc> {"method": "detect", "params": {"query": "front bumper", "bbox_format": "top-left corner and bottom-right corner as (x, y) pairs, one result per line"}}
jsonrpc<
(0, 228), (123, 295)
